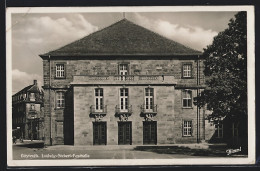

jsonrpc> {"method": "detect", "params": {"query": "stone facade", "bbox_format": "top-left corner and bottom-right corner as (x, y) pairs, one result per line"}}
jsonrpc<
(39, 19), (222, 146)
(41, 57), (213, 145)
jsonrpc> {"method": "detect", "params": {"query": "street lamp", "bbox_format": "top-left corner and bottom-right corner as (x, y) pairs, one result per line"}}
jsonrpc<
(31, 116), (35, 141)
(17, 127), (20, 142)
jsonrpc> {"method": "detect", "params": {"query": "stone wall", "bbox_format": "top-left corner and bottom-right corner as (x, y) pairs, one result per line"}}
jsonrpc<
(43, 59), (205, 88)
(43, 57), (207, 145)
(73, 85), (204, 145)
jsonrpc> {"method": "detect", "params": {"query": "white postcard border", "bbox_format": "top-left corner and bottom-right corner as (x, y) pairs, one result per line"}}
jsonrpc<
(6, 6), (255, 166)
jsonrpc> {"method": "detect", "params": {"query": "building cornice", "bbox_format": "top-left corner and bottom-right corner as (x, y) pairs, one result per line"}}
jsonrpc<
(39, 55), (203, 60)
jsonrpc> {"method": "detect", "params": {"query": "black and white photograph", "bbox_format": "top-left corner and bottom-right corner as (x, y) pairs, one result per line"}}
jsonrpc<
(6, 6), (255, 166)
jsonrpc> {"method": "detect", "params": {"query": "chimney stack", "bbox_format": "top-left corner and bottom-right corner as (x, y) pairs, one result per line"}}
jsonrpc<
(33, 80), (37, 85)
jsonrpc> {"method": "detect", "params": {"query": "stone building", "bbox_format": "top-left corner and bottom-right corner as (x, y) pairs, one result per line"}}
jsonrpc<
(39, 19), (221, 146)
(12, 80), (44, 140)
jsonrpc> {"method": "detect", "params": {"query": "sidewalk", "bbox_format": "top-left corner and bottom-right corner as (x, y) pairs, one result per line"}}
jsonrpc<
(44, 143), (227, 151)
(14, 140), (44, 148)
(13, 141), (247, 159)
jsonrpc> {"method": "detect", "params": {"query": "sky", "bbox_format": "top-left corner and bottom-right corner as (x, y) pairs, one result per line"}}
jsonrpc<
(11, 11), (238, 94)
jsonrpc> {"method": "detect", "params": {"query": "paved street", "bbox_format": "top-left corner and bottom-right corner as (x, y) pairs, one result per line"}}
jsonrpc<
(13, 140), (247, 160)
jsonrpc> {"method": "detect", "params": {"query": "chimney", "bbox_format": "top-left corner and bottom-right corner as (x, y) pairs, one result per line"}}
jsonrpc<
(33, 80), (37, 85)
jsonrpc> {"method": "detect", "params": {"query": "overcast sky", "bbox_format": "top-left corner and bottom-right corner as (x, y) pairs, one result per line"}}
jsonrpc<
(11, 11), (238, 94)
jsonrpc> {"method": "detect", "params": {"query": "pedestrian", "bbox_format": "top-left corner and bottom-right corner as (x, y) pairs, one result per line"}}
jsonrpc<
(19, 136), (23, 143)
(13, 136), (16, 144)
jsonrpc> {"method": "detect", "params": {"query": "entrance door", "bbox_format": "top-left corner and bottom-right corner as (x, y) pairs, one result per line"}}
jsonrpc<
(93, 122), (107, 145)
(118, 122), (132, 145)
(143, 121), (157, 144)
(119, 64), (128, 80)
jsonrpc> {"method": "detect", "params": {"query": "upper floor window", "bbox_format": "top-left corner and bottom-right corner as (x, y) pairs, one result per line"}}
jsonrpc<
(183, 64), (192, 78)
(23, 93), (27, 99)
(56, 64), (65, 78)
(30, 104), (35, 110)
(183, 120), (192, 136)
(119, 64), (128, 75)
(56, 92), (65, 108)
(145, 88), (154, 112)
(29, 93), (35, 101)
(95, 88), (103, 112)
(119, 64), (128, 80)
(182, 90), (192, 108)
(120, 88), (128, 112)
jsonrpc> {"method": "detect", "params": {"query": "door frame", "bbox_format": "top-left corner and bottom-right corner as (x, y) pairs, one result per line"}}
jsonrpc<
(118, 121), (132, 145)
(143, 121), (157, 145)
(93, 121), (107, 145)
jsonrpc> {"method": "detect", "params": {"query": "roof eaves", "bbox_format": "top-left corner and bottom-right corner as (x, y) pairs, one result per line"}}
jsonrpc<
(12, 85), (33, 97)
(40, 19), (202, 58)
(40, 52), (202, 58)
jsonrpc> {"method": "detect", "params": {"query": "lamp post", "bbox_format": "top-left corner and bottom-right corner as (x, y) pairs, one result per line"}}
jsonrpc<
(30, 116), (35, 141)
(17, 127), (20, 142)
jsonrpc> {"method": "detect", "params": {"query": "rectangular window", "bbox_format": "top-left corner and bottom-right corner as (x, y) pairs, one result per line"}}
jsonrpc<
(56, 64), (65, 78)
(56, 121), (63, 137)
(183, 64), (192, 78)
(120, 88), (128, 112)
(30, 104), (35, 110)
(145, 88), (154, 111)
(95, 88), (103, 112)
(119, 64), (128, 80)
(182, 90), (192, 108)
(29, 93), (36, 101)
(215, 122), (223, 138)
(56, 92), (65, 108)
(183, 120), (192, 136)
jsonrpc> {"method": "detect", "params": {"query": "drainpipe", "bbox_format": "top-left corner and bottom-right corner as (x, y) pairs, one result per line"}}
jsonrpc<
(199, 55), (205, 141)
(49, 55), (52, 145)
(196, 55), (200, 143)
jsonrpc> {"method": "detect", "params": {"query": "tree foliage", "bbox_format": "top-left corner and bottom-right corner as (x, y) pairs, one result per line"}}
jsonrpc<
(195, 12), (247, 119)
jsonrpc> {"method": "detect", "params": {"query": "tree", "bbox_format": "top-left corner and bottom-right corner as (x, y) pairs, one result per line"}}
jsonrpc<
(195, 11), (247, 121)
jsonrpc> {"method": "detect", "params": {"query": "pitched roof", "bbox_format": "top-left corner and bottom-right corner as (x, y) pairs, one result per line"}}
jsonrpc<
(13, 83), (41, 97)
(40, 19), (201, 57)
(13, 85), (33, 96)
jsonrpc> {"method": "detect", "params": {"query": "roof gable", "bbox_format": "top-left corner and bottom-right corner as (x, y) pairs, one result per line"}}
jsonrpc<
(13, 85), (33, 96)
(40, 19), (201, 57)
(13, 84), (41, 97)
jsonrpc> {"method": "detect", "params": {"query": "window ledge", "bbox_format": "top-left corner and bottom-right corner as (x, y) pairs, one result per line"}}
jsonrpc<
(55, 136), (64, 138)
(182, 135), (193, 137)
(181, 77), (194, 79)
(54, 77), (66, 79)
(182, 107), (193, 109)
(55, 107), (65, 110)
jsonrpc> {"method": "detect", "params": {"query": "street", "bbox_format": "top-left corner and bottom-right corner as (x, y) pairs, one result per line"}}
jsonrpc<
(12, 140), (248, 160)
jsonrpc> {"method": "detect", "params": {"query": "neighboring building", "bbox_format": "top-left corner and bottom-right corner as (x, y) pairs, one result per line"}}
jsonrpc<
(12, 80), (44, 140)
(39, 19), (219, 146)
